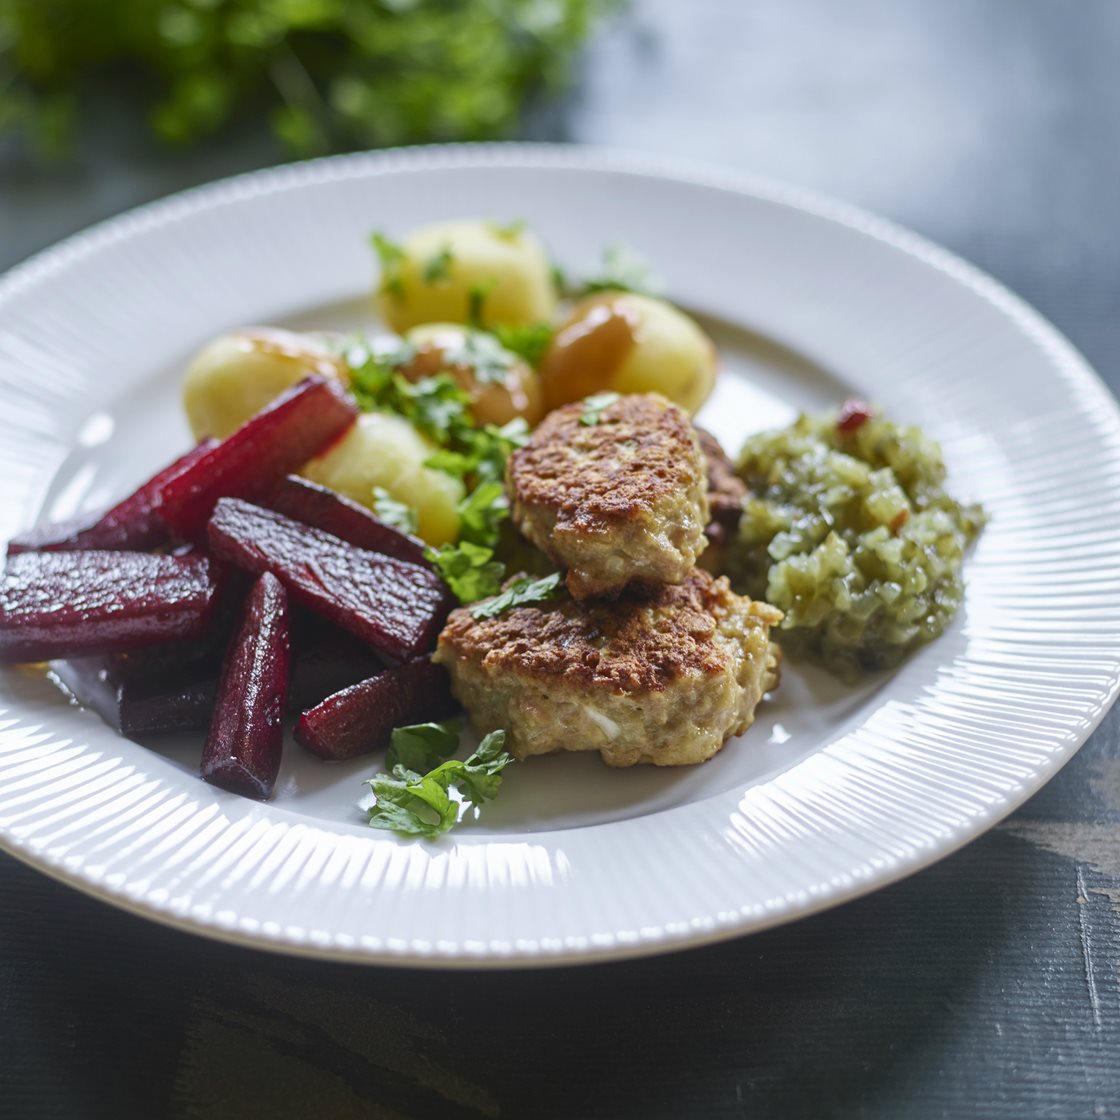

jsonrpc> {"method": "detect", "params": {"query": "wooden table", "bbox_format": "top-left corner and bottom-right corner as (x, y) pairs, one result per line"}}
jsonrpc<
(2, 2), (1118, 1116)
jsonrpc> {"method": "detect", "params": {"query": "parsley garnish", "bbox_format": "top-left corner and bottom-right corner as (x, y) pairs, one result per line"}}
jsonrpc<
(457, 418), (531, 484)
(440, 330), (518, 385)
(426, 541), (506, 602)
(470, 572), (563, 620)
(580, 391), (621, 426)
(348, 347), (472, 445)
(493, 322), (554, 369)
(575, 244), (661, 298)
(489, 219), (526, 241)
(385, 721), (461, 773)
(422, 245), (454, 283)
(456, 480), (509, 545)
(344, 340), (532, 603)
(424, 480), (510, 602)
(551, 263), (569, 297)
(467, 279), (497, 328)
(365, 727), (513, 838)
(371, 487), (418, 534)
(371, 232), (406, 300)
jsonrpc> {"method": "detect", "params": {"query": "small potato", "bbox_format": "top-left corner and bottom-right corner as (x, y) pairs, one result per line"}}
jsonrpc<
(375, 219), (557, 332)
(401, 323), (545, 427)
(183, 328), (346, 440)
(302, 411), (463, 546)
(539, 293), (717, 415)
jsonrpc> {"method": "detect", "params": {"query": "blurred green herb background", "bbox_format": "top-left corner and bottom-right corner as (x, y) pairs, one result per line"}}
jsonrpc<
(0, 0), (613, 159)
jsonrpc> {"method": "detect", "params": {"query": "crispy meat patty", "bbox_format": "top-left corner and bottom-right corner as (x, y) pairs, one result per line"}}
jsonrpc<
(695, 427), (749, 573)
(506, 393), (709, 600)
(434, 568), (782, 767)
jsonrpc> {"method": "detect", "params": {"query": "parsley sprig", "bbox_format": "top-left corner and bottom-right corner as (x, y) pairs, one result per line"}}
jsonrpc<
(580, 391), (621, 426)
(364, 723), (513, 838)
(371, 487), (418, 535)
(493, 323), (554, 368)
(372, 233), (406, 300)
(573, 244), (662, 298)
(470, 572), (564, 620)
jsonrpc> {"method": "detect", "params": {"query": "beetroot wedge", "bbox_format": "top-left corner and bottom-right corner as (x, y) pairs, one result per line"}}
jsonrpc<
(207, 499), (452, 662)
(288, 623), (386, 713)
(53, 655), (218, 737)
(295, 657), (457, 761)
(201, 572), (290, 800)
(7, 439), (218, 557)
(158, 376), (356, 543)
(265, 476), (429, 567)
(0, 551), (221, 663)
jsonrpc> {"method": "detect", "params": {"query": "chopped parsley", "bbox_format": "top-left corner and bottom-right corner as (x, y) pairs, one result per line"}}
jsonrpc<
(470, 572), (564, 620)
(489, 218), (526, 241)
(456, 480), (509, 545)
(348, 347), (472, 445)
(439, 330), (519, 385)
(426, 541), (506, 602)
(371, 232), (406, 300)
(384, 721), (462, 773)
(575, 244), (661, 298)
(365, 726), (513, 838)
(343, 339), (533, 604)
(371, 487), (418, 535)
(580, 391), (621, 426)
(493, 322), (554, 369)
(422, 245), (454, 283)
(467, 279), (497, 328)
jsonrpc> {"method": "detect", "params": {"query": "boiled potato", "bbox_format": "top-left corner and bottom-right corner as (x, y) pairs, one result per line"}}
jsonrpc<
(539, 293), (717, 415)
(375, 219), (557, 332)
(183, 328), (346, 440)
(302, 411), (463, 546)
(401, 323), (545, 427)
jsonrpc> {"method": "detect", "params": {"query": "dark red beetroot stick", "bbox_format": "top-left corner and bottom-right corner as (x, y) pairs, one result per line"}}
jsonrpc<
(287, 622), (386, 712)
(264, 476), (429, 568)
(207, 498), (453, 663)
(7, 439), (219, 557)
(53, 655), (219, 737)
(0, 551), (222, 663)
(202, 572), (290, 800)
(295, 657), (458, 761)
(158, 376), (357, 543)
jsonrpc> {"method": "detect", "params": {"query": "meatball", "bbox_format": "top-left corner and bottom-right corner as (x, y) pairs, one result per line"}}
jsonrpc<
(507, 393), (709, 600)
(434, 569), (782, 767)
(695, 427), (749, 574)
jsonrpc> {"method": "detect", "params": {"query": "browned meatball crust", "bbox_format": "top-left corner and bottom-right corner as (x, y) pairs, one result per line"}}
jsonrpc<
(434, 569), (782, 767)
(506, 393), (709, 600)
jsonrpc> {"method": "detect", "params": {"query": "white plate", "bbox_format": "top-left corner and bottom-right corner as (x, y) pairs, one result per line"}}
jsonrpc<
(2, 145), (1119, 968)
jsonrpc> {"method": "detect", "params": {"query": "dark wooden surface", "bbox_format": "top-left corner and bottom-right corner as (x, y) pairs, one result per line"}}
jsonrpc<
(2, 2), (1119, 1117)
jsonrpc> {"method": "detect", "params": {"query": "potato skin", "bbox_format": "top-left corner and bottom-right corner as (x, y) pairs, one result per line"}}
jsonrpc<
(401, 323), (546, 427)
(539, 292), (717, 415)
(183, 328), (346, 440)
(375, 219), (558, 332)
(301, 411), (463, 546)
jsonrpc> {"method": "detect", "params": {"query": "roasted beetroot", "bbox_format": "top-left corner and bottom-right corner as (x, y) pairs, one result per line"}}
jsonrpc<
(54, 655), (218, 737)
(201, 572), (290, 800)
(0, 551), (222, 663)
(158, 376), (356, 542)
(207, 498), (452, 663)
(294, 657), (457, 761)
(7, 439), (219, 557)
(265, 476), (429, 567)
(288, 622), (386, 712)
